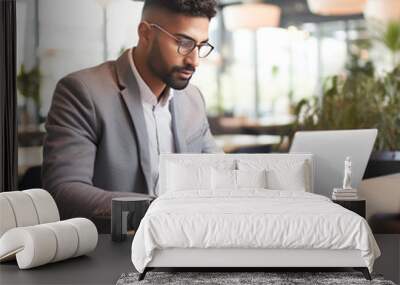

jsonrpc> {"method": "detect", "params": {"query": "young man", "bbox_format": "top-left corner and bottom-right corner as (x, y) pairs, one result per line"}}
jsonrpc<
(42, 0), (220, 224)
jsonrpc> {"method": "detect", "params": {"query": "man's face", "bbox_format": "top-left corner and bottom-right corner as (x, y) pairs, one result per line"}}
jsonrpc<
(146, 15), (210, 90)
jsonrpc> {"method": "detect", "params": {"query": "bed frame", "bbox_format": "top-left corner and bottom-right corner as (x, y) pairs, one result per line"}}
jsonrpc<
(138, 248), (371, 281)
(138, 154), (372, 281)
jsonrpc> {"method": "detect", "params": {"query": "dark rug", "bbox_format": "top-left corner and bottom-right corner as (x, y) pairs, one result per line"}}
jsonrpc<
(116, 271), (396, 285)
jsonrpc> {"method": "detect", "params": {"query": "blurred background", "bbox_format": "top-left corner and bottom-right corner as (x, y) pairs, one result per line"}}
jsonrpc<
(15, 0), (400, 189)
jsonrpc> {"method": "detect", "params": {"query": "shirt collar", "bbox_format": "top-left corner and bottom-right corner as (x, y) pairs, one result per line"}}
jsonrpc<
(129, 48), (174, 108)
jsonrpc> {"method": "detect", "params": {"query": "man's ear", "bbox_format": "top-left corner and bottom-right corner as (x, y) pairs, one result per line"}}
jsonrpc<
(138, 21), (153, 46)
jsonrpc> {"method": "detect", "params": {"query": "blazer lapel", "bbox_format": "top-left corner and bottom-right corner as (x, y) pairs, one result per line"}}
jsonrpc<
(170, 90), (187, 153)
(115, 50), (154, 195)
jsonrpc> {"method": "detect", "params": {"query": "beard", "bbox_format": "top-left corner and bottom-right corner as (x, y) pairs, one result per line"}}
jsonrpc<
(147, 39), (195, 90)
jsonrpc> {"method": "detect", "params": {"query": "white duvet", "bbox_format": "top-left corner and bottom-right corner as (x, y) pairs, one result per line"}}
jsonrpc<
(131, 190), (380, 273)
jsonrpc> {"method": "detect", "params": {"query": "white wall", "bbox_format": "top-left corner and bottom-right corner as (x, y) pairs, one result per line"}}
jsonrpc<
(17, 0), (144, 116)
(16, 0), (37, 71)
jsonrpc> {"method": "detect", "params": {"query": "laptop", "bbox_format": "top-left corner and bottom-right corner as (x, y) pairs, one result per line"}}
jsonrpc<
(289, 129), (377, 197)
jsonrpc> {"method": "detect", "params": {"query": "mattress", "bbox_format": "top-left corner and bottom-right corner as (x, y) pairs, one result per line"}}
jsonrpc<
(131, 190), (380, 273)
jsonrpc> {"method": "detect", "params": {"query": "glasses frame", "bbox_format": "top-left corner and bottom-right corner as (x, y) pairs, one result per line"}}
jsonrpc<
(149, 23), (214, 58)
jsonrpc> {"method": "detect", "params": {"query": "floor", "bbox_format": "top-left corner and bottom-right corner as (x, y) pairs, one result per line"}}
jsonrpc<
(373, 234), (400, 284)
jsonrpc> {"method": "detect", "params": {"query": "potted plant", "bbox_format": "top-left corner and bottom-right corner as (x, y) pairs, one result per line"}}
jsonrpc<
(291, 67), (399, 177)
(289, 21), (400, 178)
(16, 64), (42, 129)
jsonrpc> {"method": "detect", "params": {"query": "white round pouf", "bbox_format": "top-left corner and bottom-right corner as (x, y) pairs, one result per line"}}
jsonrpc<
(42, 221), (79, 262)
(0, 226), (57, 269)
(24, 189), (60, 224)
(1, 192), (39, 227)
(66, 218), (98, 257)
(0, 190), (98, 269)
(0, 196), (17, 237)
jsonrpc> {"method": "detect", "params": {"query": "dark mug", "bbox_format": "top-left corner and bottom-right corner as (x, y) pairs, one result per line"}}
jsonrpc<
(111, 196), (153, 242)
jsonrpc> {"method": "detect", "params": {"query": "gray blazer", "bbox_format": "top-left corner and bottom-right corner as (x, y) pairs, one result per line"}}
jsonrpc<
(42, 50), (220, 219)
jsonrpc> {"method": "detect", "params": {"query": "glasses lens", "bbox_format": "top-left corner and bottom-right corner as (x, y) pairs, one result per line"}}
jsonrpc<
(198, 45), (213, 58)
(178, 40), (196, 55)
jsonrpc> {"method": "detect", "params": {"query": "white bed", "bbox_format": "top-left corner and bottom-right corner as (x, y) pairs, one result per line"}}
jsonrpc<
(131, 154), (380, 280)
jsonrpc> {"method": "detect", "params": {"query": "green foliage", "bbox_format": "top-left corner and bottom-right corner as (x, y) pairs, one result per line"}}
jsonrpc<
(369, 20), (400, 67)
(381, 21), (400, 54)
(17, 65), (41, 106)
(291, 66), (400, 151)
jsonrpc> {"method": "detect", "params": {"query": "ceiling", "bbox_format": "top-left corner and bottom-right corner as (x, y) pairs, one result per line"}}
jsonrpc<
(132, 0), (364, 27)
(218, 0), (363, 26)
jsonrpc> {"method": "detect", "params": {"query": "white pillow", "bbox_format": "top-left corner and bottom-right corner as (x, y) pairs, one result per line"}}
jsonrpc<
(238, 159), (308, 191)
(166, 162), (212, 192)
(267, 164), (306, 191)
(211, 168), (236, 190)
(236, 169), (268, 189)
(211, 169), (268, 191)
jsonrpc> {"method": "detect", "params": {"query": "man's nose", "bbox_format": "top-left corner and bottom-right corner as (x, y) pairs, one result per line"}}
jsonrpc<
(184, 47), (200, 68)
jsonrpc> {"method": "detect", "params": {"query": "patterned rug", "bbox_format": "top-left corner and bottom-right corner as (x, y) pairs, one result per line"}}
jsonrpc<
(116, 271), (396, 285)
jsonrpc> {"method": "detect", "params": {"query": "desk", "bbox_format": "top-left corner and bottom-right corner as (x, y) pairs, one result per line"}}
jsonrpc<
(2, 235), (397, 284)
(0, 235), (134, 285)
(373, 234), (400, 284)
(218, 115), (295, 135)
(18, 130), (45, 176)
(214, 134), (281, 153)
(332, 199), (366, 219)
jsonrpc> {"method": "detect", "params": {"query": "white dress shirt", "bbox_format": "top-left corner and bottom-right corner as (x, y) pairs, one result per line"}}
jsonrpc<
(129, 49), (175, 194)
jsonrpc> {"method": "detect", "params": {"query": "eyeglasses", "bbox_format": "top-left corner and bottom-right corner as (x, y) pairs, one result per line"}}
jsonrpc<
(149, 23), (214, 58)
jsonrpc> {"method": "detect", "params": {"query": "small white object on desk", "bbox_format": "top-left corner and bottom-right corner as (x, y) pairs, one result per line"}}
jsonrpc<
(342, 156), (353, 190)
(332, 188), (359, 200)
(332, 157), (359, 200)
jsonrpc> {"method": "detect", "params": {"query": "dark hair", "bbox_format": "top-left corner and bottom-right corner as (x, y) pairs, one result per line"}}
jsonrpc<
(143, 0), (218, 20)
